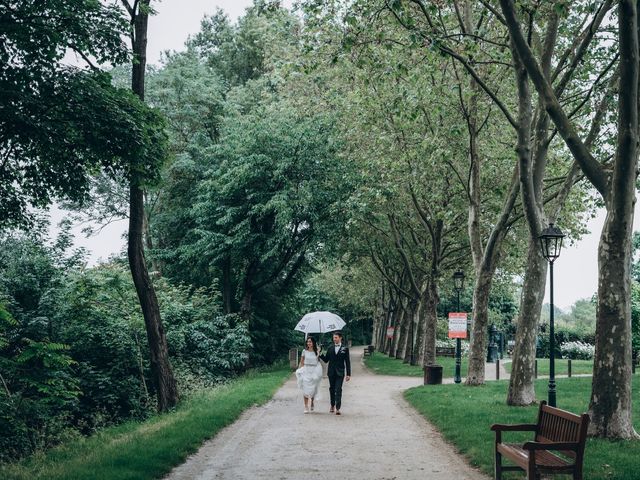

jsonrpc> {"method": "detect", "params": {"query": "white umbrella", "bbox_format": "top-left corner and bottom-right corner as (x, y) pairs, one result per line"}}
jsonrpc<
(294, 311), (346, 334)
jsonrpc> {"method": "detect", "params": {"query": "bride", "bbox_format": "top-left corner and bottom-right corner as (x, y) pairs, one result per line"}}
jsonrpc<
(296, 336), (323, 413)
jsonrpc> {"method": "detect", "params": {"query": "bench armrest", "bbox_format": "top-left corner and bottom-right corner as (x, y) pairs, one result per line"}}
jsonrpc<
(522, 441), (579, 451)
(490, 423), (537, 432)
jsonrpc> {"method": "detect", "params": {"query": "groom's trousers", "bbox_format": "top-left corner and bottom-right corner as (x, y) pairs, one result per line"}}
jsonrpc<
(328, 374), (344, 410)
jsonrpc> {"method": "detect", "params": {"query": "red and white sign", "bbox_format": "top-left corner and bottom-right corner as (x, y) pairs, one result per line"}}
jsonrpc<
(448, 312), (468, 339)
(386, 326), (395, 339)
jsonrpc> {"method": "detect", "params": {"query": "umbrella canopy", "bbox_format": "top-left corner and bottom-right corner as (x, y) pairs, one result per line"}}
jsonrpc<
(294, 311), (346, 334)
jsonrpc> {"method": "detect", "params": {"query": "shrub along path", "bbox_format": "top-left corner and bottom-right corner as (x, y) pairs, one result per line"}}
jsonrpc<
(164, 346), (488, 480)
(0, 367), (291, 480)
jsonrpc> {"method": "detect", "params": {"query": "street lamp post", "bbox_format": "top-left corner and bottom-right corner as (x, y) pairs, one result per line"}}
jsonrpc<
(539, 223), (565, 408)
(453, 270), (465, 384)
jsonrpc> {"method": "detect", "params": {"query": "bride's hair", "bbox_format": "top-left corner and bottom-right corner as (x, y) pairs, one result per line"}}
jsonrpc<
(306, 336), (318, 355)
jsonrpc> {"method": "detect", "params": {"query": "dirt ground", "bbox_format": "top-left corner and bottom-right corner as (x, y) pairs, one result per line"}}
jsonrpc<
(164, 347), (490, 480)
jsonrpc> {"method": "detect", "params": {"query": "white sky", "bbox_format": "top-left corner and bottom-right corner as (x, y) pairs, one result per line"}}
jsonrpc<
(49, 0), (633, 310)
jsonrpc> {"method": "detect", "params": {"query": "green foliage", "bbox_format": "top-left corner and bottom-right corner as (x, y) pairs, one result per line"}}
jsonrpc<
(0, 0), (167, 228)
(0, 230), (252, 462)
(0, 366), (289, 480)
(187, 4), (297, 87)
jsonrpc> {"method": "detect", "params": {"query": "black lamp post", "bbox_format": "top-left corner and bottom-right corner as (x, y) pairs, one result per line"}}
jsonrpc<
(453, 270), (465, 384)
(539, 222), (565, 407)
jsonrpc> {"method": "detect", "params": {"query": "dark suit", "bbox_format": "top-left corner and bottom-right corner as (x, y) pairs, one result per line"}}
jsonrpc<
(320, 344), (351, 410)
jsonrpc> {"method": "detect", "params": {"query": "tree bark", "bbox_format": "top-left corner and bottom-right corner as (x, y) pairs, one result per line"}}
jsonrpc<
(127, 0), (178, 412)
(397, 309), (410, 360)
(507, 235), (546, 405)
(414, 300), (425, 365)
(466, 171), (519, 384)
(422, 279), (438, 366)
(506, 23), (548, 405)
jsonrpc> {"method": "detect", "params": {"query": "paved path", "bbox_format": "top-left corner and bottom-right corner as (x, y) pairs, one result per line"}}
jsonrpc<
(164, 347), (489, 480)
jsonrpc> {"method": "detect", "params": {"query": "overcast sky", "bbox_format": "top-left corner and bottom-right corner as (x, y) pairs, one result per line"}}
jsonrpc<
(50, 0), (635, 310)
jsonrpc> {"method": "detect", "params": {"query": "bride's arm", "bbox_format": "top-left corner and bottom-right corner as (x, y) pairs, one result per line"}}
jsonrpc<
(299, 352), (305, 368)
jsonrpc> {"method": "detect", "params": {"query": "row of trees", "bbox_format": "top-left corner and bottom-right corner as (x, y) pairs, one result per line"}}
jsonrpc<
(291, 0), (637, 439)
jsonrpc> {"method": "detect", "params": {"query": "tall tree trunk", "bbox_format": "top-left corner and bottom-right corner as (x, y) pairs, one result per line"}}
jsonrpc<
(465, 175), (517, 385)
(588, 0), (638, 438)
(422, 279), (438, 366)
(507, 236), (547, 405)
(415, 301), (425, 365)
(240, 261), (258, 320)
(222, 255), (233, 314)
(127, 0), (178, 412)
(506, 28), (547, 405)
(403, 300), (421, 364)
(240, 290), (253, 320)
(466, 269), (491, 384)
(590, 208), (636, 437)
(397, 311), (410, 360)
(393, 302), (408, 359)
(389, 303), (405, 357)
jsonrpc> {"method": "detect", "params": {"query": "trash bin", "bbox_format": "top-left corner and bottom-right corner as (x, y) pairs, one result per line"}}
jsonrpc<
(424, 364), (443, 385)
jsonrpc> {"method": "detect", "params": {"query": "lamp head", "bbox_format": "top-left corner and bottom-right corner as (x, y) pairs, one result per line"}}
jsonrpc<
(452, 270), (465, 292)
(538, 223), (565, 263)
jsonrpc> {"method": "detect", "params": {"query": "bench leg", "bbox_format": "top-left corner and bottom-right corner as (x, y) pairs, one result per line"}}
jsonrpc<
(494, 450), (502, 480)
(526, 451), (536, 480)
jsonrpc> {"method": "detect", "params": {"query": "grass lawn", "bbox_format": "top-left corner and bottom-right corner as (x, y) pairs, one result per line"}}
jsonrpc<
(504, 358), (593, 376)
(405, 377), (640, 480)
(364, 351), (468, 378)
(0, 366), (291, 480)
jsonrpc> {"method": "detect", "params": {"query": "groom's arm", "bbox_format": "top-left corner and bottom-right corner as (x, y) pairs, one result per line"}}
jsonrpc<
(319, 350), (328, 363)
(345, 348), (351, 376)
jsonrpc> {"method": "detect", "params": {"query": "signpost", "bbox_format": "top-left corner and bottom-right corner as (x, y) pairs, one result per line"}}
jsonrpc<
(448, 313), (468, 339)
(449, 312), (467, 384)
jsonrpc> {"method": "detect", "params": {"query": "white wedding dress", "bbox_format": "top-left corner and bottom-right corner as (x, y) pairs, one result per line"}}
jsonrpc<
(296, 349), (323, 399)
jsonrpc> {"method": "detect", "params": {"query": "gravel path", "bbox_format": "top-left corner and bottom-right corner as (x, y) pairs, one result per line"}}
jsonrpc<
(164, 347), (490, 480)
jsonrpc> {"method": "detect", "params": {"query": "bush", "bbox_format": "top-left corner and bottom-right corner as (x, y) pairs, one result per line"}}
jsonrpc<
(560, 341), (595, 360)
(536, 326), (594, 358)
(0, 232), (253, 462)
(436, 339), (469, 356)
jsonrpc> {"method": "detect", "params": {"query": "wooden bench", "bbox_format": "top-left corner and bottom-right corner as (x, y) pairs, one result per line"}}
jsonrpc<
(363, 345), (375, 357)
(491, 401), (589, 480)
(435, 346), (456, 357)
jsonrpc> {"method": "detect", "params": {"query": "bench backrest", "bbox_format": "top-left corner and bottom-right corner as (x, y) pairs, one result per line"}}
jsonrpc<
(535, 401), (590, 459)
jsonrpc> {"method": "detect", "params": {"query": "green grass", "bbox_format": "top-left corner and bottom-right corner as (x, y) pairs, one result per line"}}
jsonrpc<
(404, 377), (640, 480)
(364, 351), (468, 378)
(0, 366), (291, 480)
(504, 358), (593, 376)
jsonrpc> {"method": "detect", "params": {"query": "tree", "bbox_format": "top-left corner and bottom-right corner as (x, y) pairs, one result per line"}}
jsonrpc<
(120, 0), (179, 412)
(190, 102), (351, 319)
(0, 0), (163, 228)
(500, 0), (638, 439)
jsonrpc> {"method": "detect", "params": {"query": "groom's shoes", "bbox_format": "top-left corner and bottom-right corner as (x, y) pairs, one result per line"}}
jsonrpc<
(335, 411), (341, 415)
(329, 406), (335, 413)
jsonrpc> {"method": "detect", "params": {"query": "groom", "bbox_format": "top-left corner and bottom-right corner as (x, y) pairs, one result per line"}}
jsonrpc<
(319, 331), (351, 415)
